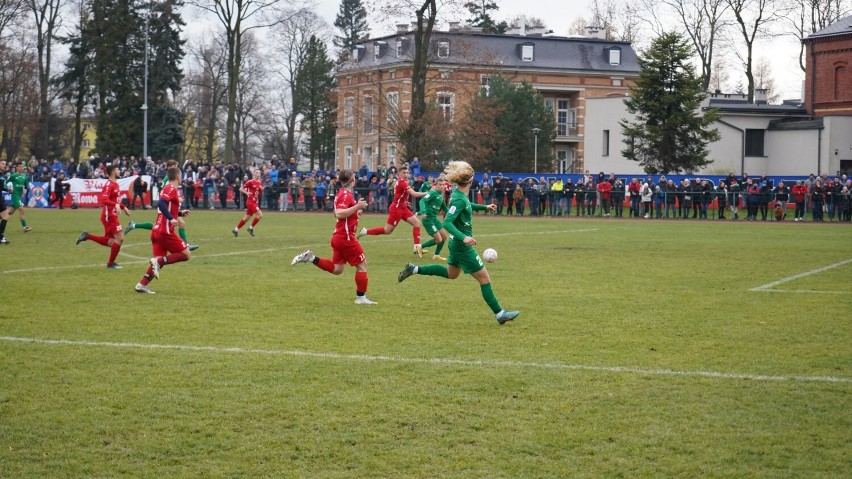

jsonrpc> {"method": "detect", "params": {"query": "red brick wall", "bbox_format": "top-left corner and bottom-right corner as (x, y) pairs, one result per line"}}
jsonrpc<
(804, 33), (852, 116)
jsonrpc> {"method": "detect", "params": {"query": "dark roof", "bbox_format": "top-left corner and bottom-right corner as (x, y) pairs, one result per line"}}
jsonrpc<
(805, 14), (852, 40)
(340, 31), (640, 75)
(706, 102), (807, 116)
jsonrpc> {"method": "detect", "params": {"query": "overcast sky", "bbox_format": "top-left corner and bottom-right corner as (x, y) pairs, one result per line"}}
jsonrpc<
(308, 0), (806, 101)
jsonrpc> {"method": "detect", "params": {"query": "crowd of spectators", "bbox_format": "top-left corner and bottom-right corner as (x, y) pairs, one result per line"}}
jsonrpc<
(4, 155), (851, 222)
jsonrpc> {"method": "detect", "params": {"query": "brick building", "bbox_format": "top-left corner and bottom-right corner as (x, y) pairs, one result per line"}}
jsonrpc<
(803, 14), (852, 117)
(334, 24), (640, 174)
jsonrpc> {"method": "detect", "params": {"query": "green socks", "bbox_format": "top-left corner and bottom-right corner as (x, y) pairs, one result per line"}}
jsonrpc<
(418, 264), (448, 278)
(480, 283), (501, 314)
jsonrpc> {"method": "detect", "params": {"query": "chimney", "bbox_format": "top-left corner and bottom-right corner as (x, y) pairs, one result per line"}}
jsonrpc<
(586, 25), (603, 39)
(754, 88), (768, 105)
(396, 23), (408, 34)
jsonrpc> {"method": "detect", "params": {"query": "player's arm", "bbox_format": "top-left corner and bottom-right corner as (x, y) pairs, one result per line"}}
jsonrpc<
(442, 200), (466, 241)
(335, 198), (367, 220)
(158, 198), (176, 223)
(406, 186), (427, 198)
(471, 202), (491, 212)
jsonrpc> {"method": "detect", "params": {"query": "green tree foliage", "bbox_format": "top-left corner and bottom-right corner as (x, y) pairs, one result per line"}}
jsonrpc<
(82, 0), (185, 159)
(619, 32), (720, 174)
(464, 0), (507, 34)
(333, 0), (369, 57)
(295, 35), (336, 171)
(455, 75), (554, 173)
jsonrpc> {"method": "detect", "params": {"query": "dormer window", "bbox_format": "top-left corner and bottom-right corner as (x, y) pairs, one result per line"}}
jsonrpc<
(437, 41), (450, 58)
(396, 38), (404, 57)
(521, 44), (534, 61)
(352, 45), (364, 63)
(374, 43), (381, 60)
(607, 47), (621, 66)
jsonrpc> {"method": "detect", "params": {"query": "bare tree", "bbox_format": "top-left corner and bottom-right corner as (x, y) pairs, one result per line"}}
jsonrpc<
(725, 0), (790, 102)
(708, 55), (730, 92)
(179, 35), (229, 164)
(783, 0), (851, 72)
(233, 32), (272, 164)
(754, 57), (781, 103)
(0, 38), (39, 161)
(0, 0), (24, 40)
(26, 0), (64, 159)
(659, 0), (730, 92)
(269, 8), (329, 160)
(187, 0), (292, 166)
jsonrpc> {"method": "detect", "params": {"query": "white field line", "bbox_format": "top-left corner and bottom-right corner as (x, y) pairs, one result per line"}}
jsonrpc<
(2, 228), (595, 275)
(1, 336), (848, 384)
(750, 258), (852, 292)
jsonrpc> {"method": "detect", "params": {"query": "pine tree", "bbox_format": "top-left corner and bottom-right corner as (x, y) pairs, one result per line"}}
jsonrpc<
(464, 0), (508, 33)
(333, 0), (369, 56)
(619, 32), (720, 174)
(295, 35), (336, 171)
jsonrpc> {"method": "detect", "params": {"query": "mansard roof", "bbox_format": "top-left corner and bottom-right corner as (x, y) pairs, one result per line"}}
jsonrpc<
(339, 30), (640, 76)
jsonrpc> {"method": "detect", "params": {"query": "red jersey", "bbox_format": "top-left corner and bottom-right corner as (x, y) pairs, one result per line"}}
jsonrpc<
(333, 188), (359, 241)
(597, 181), (612, 200)
(243, 179), (263, 206)
(100, 179), (123, 222)
(390, 178), (410, 210)
(154, 184), (181, 235)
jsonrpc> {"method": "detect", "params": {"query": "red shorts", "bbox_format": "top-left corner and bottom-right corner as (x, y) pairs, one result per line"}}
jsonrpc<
(386, 206), (414, 226)
(102, 217), (122, 237)
(331, 236), (365, 266)
(151, 230), (188, 257)
(245, 202), (259, 216)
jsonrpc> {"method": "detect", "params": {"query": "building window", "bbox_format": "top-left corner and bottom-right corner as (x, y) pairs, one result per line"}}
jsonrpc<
(521, 44), (534, 61)
(835, 64), (848, 101)
(437, 41), (449, 58)
(82, 139), (90, 148)
(374, 43), (381, 60)
(480, 75), (491, 96)
(386, 91), (399, 125)
(437, 92), (454, 122)
(608, 47), (621, 65)
(602, 130), (610, 156)
(745, 129), (765, 156)
(343, 97), (355, 128)
(557, 100), (569, 136)
(388, 144), (397, 163)
(363, 96), (373, 134)
(363, 146), (373, 170)
(396, 38), (404, 57)
(344, 146), (353, 169)
(82, 123), (90, 130)
(544, 98), (553, 113)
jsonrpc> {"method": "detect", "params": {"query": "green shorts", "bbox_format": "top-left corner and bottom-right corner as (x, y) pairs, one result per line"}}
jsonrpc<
(447, 240), (485, 275)
(10, 196), (22, 209)
(422, 218), (443, 236)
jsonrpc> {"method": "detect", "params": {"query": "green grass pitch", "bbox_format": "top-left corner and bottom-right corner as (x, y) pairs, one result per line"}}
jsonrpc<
(1, 208), (850, 478)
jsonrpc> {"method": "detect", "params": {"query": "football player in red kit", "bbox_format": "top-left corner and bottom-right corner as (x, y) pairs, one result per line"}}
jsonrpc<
(75, 164), (131, 268)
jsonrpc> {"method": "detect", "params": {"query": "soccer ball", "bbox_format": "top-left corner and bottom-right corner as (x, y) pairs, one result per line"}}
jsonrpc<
(482, 248), (498, 263)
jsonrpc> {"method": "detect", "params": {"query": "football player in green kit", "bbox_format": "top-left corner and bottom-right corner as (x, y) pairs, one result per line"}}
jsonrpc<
(397, 160), (520, 325)
(416, 176), (448, 261)
(2, 163), (33, 237)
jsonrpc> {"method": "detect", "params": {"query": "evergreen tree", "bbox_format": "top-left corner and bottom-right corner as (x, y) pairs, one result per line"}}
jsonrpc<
(619, 32), (720, 174)
(83, 0), (184, 159)
(455, 75), (554, 173)
(295, 35), (336, 171)
(333, 0), (369, 56)
(464, 0), (507, 34)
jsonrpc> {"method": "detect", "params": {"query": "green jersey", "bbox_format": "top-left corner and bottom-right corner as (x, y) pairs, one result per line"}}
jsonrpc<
(444, 188), (488, 244)
(418, 189), (447, 219)
(8, 173), (27, 200)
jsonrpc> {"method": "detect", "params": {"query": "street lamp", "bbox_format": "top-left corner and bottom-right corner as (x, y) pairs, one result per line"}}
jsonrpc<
(531, 127), (541, 174)
(142, 3), (150, 160)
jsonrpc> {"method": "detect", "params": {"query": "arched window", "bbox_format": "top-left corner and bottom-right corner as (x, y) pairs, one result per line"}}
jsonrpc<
(834, 63), (848, 101)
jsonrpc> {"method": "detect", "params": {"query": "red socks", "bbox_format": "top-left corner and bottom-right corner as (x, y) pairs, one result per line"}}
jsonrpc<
(236, 219), (246, 229)
(315, 257), (335, 273)
(108, 243), (121, 264)
(87, 234), (110, 246)
(355, 271), (368, 294)
(413, 227), (421, 244)
(366, 227), (385, 235)
(251, 218), (260, 227)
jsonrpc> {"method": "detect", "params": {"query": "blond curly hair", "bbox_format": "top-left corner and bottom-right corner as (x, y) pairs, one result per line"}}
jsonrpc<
(444, 160), (474, 186)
